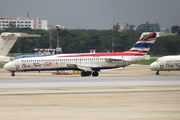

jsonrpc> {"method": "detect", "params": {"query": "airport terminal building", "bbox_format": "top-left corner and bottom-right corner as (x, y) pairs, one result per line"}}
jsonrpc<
(136, 22), (160, 32)
(0, 16), (47, 30)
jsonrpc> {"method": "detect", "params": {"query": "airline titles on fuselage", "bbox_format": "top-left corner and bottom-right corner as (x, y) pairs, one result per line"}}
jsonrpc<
(165, 60), (180, 68)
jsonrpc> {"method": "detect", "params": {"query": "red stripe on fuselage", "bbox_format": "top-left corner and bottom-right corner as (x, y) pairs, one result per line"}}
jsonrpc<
(56, 52), (145, 57)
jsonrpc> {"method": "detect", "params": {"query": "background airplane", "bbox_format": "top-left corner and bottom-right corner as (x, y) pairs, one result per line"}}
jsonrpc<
(4, 32), (159, 77)
(0, 32), (40, 63)
(150, 55), (180, 75)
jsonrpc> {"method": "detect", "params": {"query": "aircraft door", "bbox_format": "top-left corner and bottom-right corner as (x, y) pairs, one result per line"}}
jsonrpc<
(15, 59), (21, 70)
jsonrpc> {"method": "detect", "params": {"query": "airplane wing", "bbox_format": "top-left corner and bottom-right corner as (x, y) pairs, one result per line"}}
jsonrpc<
(67, 64), (92, 71)
(105, 58), (132, 63)
(105, 58), (134, 67)
(66, 58), (133, 71)
(76, 65), (92, 71)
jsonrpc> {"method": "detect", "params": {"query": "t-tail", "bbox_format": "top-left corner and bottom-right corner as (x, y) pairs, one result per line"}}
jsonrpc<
(0, 32), (40, 56)
(125, 32), (158, 56)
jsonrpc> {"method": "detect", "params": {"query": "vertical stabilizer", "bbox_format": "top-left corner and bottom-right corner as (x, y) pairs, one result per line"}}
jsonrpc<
(0, 32), (40, 56)
(126, 32), (158, 55)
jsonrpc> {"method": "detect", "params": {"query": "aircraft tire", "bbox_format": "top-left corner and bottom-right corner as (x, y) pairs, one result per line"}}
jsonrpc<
(81, 71), (92, 77)
(86, 71), (91, 76)
(92, 71), (99, 77)
(11, 71), (15, 76)
(156, 71), (159, 75)
(81, 71), (86, 77)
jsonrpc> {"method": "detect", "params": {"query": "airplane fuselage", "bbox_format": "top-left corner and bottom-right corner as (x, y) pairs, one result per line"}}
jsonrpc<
(150, 55), (180, 75)
(5, 53), (145, 72)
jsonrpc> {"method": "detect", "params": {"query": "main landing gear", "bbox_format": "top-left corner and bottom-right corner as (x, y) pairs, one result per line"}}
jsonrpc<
(81, 71), (99, 77)
(11, 71), (15, 76)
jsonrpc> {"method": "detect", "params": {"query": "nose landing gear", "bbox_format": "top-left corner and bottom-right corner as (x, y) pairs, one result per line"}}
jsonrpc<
(156, 71), (159, 75)
(11, 71), (15, 76)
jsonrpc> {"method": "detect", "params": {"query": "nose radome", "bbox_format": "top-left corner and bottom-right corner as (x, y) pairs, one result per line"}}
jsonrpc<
(3, 61), (17, 71)
(3, 61), (16, 71)
(150, 62), (161, 71)
(150, 62), (155, 70)
(3, 63), (10, 70)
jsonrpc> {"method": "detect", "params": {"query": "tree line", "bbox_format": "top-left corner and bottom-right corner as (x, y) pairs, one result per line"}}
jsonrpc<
(0, 25), (180, 56)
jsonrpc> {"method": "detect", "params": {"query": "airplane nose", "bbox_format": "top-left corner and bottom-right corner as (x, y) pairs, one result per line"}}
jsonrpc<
(150, 63), (155, 70)
(150, 62), (160, 71)
(3, 61), (16, 71)
(3, 63), (10, 70)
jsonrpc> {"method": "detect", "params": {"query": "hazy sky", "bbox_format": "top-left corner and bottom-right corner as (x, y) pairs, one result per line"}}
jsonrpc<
(1, 0), (180, 29)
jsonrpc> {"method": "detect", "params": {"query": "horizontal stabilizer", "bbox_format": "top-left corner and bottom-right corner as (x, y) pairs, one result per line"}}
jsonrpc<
(17, 32), (41, 37)
(157, 32), (176, 37)
(1, 32), (40, 39)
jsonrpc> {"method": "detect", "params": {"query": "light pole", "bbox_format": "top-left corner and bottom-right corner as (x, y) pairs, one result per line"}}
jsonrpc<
(55, 25), (64, 74)
(112, 37), (114, 52)
(48, 28), (53, 49)
(55, 25), (64, 54)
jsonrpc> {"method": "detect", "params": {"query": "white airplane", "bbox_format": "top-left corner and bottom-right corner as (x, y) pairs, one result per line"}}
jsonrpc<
(0, 32), (40, 63)
(4, 32), (159, 77)
(150, 55), (180, 75)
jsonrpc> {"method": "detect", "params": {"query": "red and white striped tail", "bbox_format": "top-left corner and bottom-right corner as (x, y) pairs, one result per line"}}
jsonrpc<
(126, 32), (157, 55)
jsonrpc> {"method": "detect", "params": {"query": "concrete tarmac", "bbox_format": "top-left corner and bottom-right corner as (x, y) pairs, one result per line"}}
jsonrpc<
(1, 64), (180, 78)
(0, 65), (180, 120)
